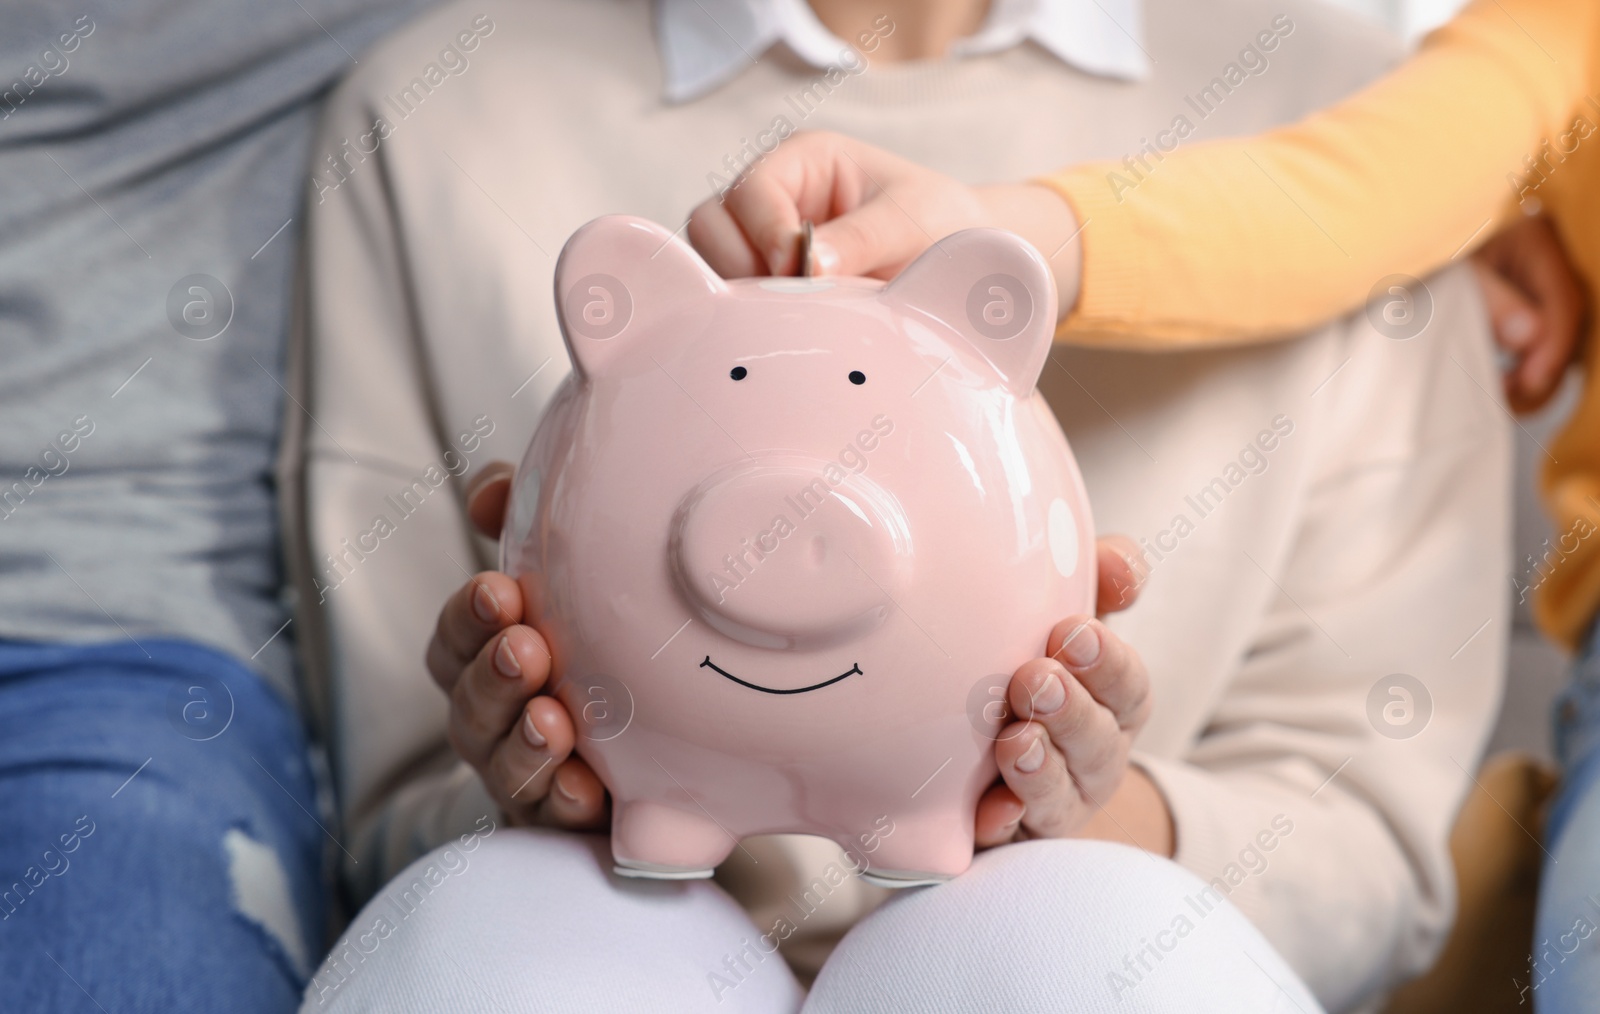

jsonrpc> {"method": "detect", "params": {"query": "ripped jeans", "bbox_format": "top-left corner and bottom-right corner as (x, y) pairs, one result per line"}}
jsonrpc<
(0, 638), (325, 1013)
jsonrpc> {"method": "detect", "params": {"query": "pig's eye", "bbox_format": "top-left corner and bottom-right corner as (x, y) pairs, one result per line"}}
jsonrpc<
(730, 366), (748, 381)
(848, 371), (866, 385)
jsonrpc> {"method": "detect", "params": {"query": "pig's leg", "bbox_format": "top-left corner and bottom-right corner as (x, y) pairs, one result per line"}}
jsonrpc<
(852, 807), (976, 887)
(611, 799), (740, 879)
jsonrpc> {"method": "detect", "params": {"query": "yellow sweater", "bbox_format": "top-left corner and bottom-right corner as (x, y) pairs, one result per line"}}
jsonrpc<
(1041, 0), (1600, 648)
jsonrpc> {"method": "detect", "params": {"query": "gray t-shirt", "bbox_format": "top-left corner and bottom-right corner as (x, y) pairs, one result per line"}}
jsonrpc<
(1, 0), (431, 699)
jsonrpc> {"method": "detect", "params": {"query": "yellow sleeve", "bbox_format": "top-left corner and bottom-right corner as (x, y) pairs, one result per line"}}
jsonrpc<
(1038, 0), (1600, 347)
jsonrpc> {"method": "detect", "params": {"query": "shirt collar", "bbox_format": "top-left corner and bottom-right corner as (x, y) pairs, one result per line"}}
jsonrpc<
(656, 0), (1150, 103)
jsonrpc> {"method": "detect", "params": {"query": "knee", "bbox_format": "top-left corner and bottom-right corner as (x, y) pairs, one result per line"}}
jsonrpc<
(809, 839), (1320, 1014)
(304, 828), (803, 1014)
(966, 836), (1214, 909)
(858, 838), (1238, 957)
(862, 837), (1241, 940)
(306, 828), (597, 1002)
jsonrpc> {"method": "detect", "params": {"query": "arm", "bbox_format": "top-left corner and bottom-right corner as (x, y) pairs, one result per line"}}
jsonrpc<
(1039, 0), (1597, 345)
(691, 41), (1589, 406)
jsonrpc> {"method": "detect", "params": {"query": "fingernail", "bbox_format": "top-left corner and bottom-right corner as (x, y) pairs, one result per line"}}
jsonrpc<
(473, 583), (499, 624)
(553, 770), (580, 803)
(812, 239), (839, 275)
(493, 636), (521, 678)
(1031, 670), (1066, 715)
(1504, 311), (1537, 346)
(522, 710), (546, 748)
(1014, 732), (1046, 773)
(1054, 622), (1100, 668)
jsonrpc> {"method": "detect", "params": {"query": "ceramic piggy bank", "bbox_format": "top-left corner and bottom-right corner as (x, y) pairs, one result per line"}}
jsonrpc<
(500, 215), (1095, 886)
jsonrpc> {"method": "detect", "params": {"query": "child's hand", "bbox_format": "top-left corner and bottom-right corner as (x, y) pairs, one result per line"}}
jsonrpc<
(1470, 213), (1588, 414)
(974, 538), (1156, 846)
(688, 131), (986, 279)
(425, 463), (608, 829)
(687, 131), (1082, 312)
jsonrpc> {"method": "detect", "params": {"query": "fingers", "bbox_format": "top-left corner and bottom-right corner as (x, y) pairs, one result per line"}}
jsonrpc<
(974, 782), (1026, 848)
(428, 479), (606, 830)
(537, 758), (610, 830)
(1472, 215), (1589, 414)
(800, 135), (949, 278)
(688, 131), (861, 278)
(1513, 328), (1579, 413)
(811, 197), (933, 280)
(486, 694), (573, 819)
(1094, 534), (1147, 615)
(487, 702), (609, 830)
(1473, 259), (1542, 357)
(686, 131), (965, 282)
(447, 624), (551, 768)
(984, 617), (1152, 839)
(994, 721), (1105, 838)
(687, 198), (767, 279)
(1044, 617), (1151, 732)
(720, 167), (807, 276)
(1509, 223), (1587, 410)
(1002, 656), (1125, 796)
(465, 462), (515, 540)
(426, 571), (525, 694)
(486, 695), (580, 818)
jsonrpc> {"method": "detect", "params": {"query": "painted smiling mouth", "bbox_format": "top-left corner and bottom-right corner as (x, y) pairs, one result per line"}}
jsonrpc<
(699, 656), (863, 695)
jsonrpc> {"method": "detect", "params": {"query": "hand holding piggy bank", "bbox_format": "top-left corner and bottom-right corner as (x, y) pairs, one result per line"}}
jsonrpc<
(500, 216), (1095, 885)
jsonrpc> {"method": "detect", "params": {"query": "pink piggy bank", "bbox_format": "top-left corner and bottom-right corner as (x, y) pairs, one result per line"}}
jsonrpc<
(501, 216), (1095, 886)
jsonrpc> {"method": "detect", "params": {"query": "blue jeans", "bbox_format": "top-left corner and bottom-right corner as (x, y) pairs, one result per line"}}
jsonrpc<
(0, 639), (325, 1013)
(1533, 620), (1600, 1011)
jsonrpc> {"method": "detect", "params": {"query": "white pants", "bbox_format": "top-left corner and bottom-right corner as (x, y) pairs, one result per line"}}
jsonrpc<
(301, 829), (1322, 1013)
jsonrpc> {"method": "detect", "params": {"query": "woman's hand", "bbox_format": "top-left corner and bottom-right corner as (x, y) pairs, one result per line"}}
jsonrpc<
(973, 538), (1169, 851)
(424, 462), (608, 829)
(687, 131), (1083, 312)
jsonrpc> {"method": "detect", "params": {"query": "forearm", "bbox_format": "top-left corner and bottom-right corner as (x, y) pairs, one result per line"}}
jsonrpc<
(1034, 0), (1596, 345)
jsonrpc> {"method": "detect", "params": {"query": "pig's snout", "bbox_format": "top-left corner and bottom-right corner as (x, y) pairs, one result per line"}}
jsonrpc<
(669, 461), (912, 650)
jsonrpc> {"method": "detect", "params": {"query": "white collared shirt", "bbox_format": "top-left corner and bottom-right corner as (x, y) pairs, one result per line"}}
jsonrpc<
(656, 0), (1150, 102)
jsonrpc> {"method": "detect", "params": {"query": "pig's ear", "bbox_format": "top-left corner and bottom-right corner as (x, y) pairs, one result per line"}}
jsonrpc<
(553, 215), (726, 378)
(881, 228), (1057, 396)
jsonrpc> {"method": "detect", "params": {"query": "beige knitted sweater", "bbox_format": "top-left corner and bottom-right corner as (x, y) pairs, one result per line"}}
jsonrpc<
(282, 1), (1510, 1008)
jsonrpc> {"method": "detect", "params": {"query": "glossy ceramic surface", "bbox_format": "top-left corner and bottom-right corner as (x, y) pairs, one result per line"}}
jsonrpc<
(501, 216), (1095, 884)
